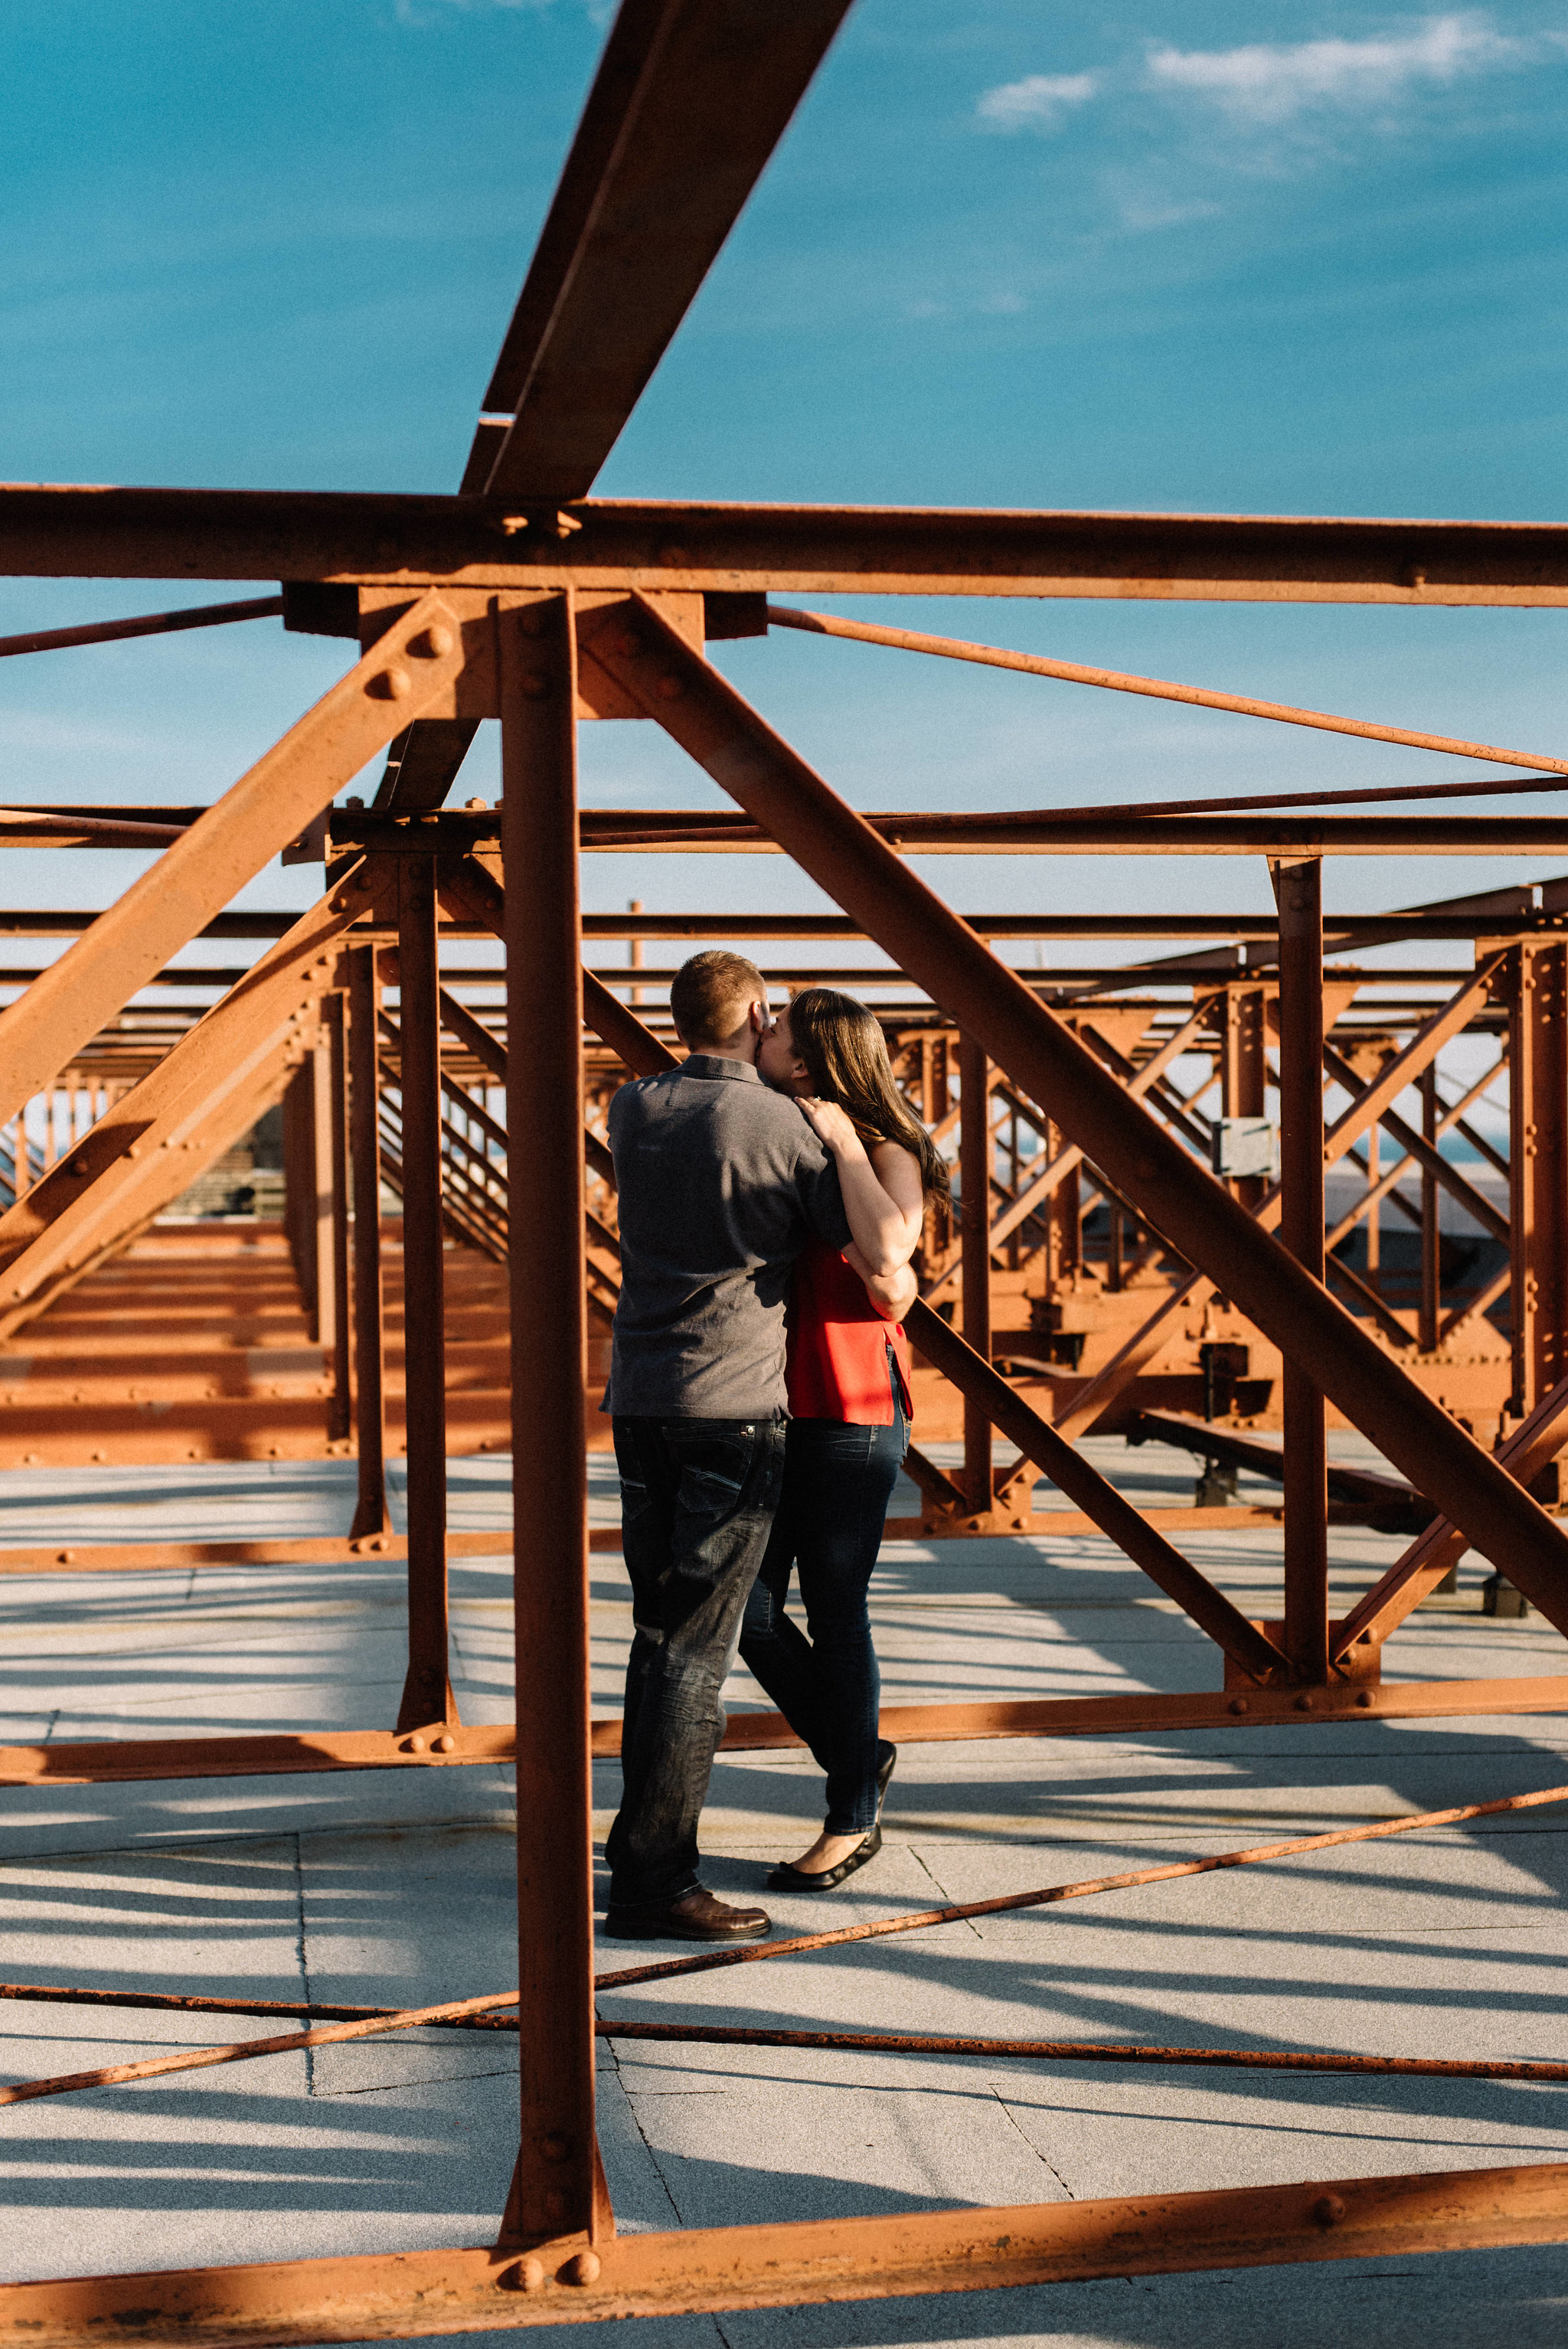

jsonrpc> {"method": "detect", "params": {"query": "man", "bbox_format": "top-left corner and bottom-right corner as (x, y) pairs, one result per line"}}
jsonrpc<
(602, 950), (854, 1942)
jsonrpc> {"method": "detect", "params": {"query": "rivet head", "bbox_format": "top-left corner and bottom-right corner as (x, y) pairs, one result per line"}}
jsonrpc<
(1229, 1697), (1250, 1715)
(434, 1731), (456, 1753)
(614, 631), (641, 658)
(500, 2257), (544, 2294)
(655, 675), (682, 701)
(405, 1734), (426, 1754)
(1355, 1690), (1374, 1707)
(1313, 2193), (1345, 2228)
(561, 2252), (600, 2288)
(413, 623), (454, 658)
(56, 1550), (74, 1564)
(1296, 1693), (1315, 1710)
(544, 2187), (569, 2221)
(541, 2132), (570, 2163)
(372, 665), (412, 700)
(519, 672), (549, 699)
(70, 1159), (89, 1177)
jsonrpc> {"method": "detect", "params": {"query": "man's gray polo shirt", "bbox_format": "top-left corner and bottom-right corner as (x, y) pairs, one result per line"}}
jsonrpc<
(605, 1054), (852, 1420)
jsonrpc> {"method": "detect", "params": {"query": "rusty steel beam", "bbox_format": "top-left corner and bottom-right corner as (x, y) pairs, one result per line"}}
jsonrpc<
(17, 487), (1568, 603)
(0, 594), (282, 660)
(5, 1672), (1568, 1789)
(499, 593), (600, 2246)
(0, 1530), (514, 1576)
(582, 596), (1568, 1622)
(394, 861), (456, 1734)
(0, 867), (399, 1321)
(958, 1033), (991, 1514)
(0, 595), (466, 1135)
(1276, 858), (1329, 1684)
(338, 804), (1568, 857)
(1335, 1375), (1568, 1658)
(597, 1777), (1568, 1995)
(347, 946), (391, 1540)
(325, 995), (352, 1440)
(768, 605), (1568, 779)
(1, 2159), (1565, 2341)
(479, 0), (854, 501)
(906, 1305), (1289, 1684)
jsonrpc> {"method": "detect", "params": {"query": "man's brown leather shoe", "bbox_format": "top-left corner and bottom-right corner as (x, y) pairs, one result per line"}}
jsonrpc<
(603, 1887), (772, 1942)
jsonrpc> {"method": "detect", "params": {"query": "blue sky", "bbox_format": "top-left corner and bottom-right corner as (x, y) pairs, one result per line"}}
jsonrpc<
(3, 1), (1568, 934)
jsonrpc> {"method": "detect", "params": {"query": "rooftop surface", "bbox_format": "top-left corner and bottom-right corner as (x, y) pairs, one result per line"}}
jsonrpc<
(0, 1441), (1563, 2348)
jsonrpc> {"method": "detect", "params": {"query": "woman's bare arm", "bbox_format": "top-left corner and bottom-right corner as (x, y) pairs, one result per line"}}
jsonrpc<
(846, 1256), (918, 1322)
(796, 1105), (924, 1274)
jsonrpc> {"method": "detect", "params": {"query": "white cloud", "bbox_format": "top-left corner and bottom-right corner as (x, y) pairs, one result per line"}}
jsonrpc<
(976, 72), (1100, 133)
(1145, 13), (1523, 126)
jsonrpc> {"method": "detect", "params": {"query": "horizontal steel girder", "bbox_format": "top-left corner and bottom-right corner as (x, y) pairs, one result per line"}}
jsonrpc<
(0, 2158), (1564, 2339)
(12, 488), (1568, 600)
(7, 1681), (1567, 1788)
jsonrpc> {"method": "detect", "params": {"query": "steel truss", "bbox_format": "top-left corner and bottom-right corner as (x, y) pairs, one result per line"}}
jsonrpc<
(0, 0), (1566, 2333)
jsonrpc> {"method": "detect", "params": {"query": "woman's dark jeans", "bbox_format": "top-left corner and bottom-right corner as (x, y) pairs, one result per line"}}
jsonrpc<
(738, 1383), (908, 1834)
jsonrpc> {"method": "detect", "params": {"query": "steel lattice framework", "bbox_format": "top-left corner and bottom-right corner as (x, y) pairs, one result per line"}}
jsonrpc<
(0, 0), (1566, 2334)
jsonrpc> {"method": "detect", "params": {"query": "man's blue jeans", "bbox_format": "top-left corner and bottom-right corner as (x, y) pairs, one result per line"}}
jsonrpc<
(605, 1415), (786, 1911)
(738, 1385), (908, 1834)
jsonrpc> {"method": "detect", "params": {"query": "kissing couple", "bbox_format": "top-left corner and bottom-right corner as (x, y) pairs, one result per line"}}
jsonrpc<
(601, 951), (949, 1945)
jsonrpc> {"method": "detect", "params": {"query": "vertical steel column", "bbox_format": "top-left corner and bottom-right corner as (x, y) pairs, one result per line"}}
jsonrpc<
(325, 994), (352, 1445)
(1220, 984), (1269, 1208)
(959, 1029), (992, 1514)
(1419, 1065), (1441, 1355)
(348, 948), (389, 1542)
(394, 862), (455, 1733)
(1275, 858), (1328, 1683)
(1364, 1116), (1380, 1282)
(1509, 941), (1568, 1419)
(282, 1061), (313, 1321)
(309, 1037), (336, 1357)
(500, 592), (602, 2249)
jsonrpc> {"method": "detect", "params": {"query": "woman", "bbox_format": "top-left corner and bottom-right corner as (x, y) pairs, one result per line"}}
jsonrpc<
(746, 988), (950, 1890)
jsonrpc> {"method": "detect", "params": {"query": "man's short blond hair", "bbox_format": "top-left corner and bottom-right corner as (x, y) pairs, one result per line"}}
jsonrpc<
(669, 951), (768, 1048)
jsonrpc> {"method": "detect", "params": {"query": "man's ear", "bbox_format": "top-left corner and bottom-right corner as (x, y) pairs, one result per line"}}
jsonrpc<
(748, 997), (771, 1034)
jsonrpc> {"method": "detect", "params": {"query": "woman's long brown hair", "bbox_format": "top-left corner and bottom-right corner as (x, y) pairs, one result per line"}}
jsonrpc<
(785, 988), (951, 1201)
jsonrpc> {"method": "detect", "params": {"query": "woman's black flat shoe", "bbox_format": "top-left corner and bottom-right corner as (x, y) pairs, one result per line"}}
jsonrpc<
(767, 1823), (882, 1893)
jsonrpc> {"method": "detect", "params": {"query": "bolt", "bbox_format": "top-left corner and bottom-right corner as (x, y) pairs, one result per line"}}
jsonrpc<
(561, 2252), (599, 2288)
(541, 2132), (570, 2163)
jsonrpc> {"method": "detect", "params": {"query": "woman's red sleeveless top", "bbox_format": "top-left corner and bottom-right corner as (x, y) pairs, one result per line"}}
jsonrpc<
(786, 1237), (915, 1425)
